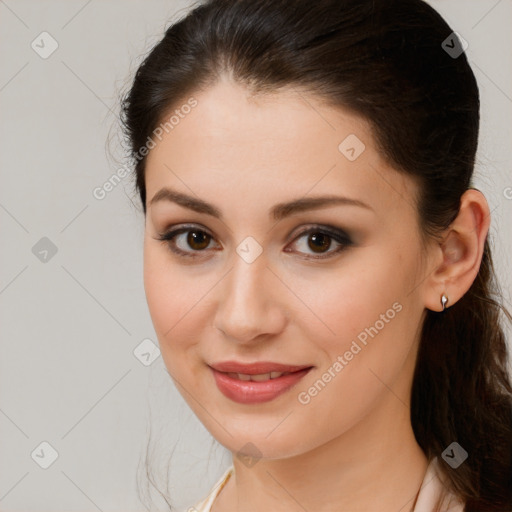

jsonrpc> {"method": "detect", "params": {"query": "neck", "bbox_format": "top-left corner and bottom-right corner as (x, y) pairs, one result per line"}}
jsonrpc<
(213, 372), (429, 511)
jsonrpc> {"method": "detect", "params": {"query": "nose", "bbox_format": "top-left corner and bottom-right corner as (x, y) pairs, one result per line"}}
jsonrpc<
(213, 253), (287, 345)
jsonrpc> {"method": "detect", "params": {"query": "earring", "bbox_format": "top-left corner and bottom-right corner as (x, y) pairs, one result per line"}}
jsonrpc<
(441, 294), (449, 311)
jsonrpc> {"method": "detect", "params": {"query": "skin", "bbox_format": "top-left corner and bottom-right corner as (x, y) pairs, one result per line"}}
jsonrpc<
(143, 76), (490, 511)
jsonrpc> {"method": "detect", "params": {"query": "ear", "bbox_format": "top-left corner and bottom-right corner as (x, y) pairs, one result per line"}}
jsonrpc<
(423, 188), (490, 312)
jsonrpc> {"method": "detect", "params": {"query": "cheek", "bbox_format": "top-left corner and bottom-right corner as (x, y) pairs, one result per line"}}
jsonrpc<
(143, 243), (219, 381)
(143, 245), (194, 354)
(289, 248), (413, 350)
(290, 248), (418, 398)
(144, 247), (171, 334)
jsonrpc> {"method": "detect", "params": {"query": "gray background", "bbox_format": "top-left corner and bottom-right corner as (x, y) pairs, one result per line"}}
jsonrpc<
(0, 1), (510, 511)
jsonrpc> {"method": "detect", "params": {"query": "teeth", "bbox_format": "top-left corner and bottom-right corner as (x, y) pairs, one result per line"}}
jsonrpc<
(226, 371), (290, 381)
(250, 372), (271, 381)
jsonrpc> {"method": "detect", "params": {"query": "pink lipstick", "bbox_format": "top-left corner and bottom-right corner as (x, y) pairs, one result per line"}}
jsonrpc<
(209, 361), (313, 404)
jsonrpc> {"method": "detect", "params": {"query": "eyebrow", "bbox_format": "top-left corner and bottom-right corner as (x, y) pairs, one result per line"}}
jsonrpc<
(149, 187), (373, 221)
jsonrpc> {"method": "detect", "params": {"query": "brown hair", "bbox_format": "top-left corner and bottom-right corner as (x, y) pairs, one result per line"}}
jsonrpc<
(121, 0), (512, 510)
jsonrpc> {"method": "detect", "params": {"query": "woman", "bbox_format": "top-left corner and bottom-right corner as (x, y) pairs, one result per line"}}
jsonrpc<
(121, 0), (512, 510)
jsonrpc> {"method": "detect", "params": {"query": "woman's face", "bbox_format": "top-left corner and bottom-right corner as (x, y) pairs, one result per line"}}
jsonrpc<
(143, 77), (433, 460)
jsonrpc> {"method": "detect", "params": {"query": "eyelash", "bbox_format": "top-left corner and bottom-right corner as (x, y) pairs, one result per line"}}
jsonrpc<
(154, 223), (353, 261)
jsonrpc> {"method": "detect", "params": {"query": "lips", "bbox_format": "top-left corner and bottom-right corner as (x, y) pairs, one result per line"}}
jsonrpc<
(209, 361), (314, 404)
(210, 361), (312, 374)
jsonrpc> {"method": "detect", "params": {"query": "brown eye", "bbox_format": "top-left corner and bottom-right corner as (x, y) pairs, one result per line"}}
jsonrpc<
(307, 233), (332, 253)
(286, 226), (352, 260)
(157, 224), (352, 261)
(186, 230), (211, 250)
(156, 226), (218, 258)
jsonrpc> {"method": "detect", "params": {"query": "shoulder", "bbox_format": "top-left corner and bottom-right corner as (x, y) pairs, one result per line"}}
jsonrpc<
(413, 457), (465, 512)
(185, 458), (464, 512)
(186, 466), (234, 512)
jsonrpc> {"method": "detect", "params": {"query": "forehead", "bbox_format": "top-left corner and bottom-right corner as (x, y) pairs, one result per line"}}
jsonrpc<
(144, 77), (416, 221)
(147, 78), (370, 167)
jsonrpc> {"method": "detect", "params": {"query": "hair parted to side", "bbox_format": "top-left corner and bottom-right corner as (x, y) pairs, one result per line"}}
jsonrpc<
(121, 0), (512, 510)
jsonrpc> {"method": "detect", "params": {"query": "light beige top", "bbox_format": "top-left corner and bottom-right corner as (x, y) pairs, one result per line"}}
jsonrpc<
(188, 457), (465, 512)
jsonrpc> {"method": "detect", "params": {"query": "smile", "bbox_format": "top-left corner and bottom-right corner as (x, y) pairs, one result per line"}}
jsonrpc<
(210, 365), (313, 404)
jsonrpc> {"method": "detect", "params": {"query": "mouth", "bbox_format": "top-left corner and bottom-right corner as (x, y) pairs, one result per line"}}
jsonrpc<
(224, 370), (301, 381)
(209, 361), (314, 404)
